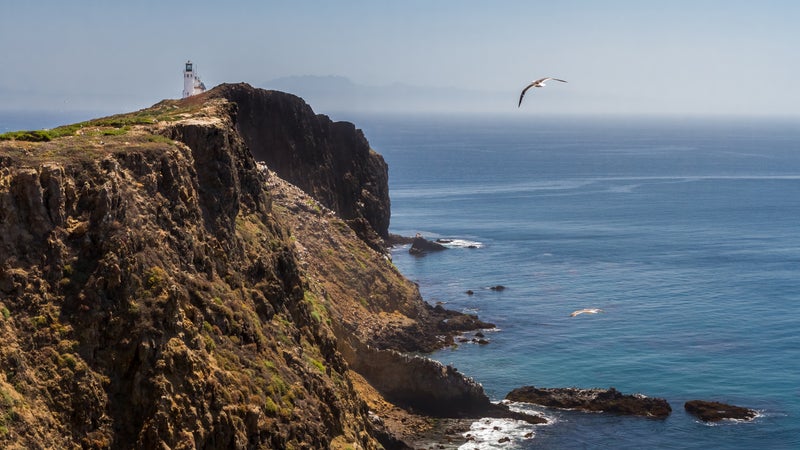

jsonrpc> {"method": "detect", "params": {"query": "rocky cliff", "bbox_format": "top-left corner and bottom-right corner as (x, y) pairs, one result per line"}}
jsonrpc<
(204, 84), (390, 252)
(0, 84), (516, 449)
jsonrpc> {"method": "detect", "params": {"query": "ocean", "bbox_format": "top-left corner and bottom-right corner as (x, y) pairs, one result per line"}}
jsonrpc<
(5, 110), (799, 448)
(0, 110), (113, 134)
(353, 114), (800, 449)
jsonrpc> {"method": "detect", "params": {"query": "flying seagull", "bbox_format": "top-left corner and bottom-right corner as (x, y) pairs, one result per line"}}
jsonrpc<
(570, 308), (604, 317)
(518, 77), (567, 107)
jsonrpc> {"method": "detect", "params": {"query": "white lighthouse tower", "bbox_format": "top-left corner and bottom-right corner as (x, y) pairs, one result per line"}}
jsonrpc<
(182, 60), (206, 98)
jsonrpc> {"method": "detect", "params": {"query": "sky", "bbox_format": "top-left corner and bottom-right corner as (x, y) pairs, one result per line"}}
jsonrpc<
(2, 0), (799, 117)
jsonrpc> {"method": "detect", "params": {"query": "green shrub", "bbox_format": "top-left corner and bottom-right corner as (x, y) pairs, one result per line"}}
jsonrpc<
(307, 357), (326, 374)
(30, 315), (48, 329)
(60, 354), (77, 369)
(147, 134), (174, 144)
(268, 374), (289, 397)
(146, 266), (167, 290)
(264, 397), (279, 415)
(0, 130), (52, 142)
(102, 126), (129, 136)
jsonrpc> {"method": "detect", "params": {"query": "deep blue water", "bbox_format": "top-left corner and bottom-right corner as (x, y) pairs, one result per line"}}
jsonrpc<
(353, 114), (800, 449)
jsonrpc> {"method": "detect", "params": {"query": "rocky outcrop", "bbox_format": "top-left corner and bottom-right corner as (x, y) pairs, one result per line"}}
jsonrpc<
(201, 83), (390, 251)
(684, 400), (757, 422)
(506, 386), (672, 418)
(344, 340), (544, 425)
(0, 84), (522, 448)
(408, 234), (447, 255)
(346, 341), (491, 417)
(0, 107), (376, 448)
(262, 165), (495, 354)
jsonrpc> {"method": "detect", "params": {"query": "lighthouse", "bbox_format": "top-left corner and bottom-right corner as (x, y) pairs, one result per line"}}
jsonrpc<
(182, 60), (207, 98)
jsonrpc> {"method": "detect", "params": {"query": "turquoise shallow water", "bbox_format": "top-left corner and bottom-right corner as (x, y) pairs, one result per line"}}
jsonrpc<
(354, 114), (800, 449)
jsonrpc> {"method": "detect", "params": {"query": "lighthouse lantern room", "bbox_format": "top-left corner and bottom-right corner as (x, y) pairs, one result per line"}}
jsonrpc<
(182, 60), (207, 98)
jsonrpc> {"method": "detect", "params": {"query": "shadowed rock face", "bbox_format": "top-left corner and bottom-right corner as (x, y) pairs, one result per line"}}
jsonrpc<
(206, 83), (390, 251)
(343, 340), (544, 425)
(684, 400), (757, 422)
(506, 386), (672, 419)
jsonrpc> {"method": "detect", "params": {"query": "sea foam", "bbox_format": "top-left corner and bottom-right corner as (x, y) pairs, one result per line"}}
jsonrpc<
(458, 417), (538, 449)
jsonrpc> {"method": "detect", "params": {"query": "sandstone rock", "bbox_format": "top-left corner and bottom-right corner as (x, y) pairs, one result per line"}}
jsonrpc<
(506, 386), (672, 418)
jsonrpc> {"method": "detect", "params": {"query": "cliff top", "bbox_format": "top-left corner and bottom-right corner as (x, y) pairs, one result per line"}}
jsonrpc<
(2, 83), (390, 245)
(0, 96), (218, 163)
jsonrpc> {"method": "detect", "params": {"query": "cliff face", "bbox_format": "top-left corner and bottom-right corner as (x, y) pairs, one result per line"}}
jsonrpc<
(0, 84), (499, 449)
(204, 84), (390, 251)
(0, 100), (372, 449)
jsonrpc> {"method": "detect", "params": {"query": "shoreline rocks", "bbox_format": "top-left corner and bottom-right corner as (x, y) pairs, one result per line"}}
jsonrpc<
(408, 234), (447, 255)
(684, 400), (757, 422)
(345, 341), (545, 425)
(506, 386), (672, 419)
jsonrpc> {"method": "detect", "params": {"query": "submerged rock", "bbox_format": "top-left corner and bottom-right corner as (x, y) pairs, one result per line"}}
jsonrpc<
(684, 400), (757, 422)
(506, 386), (672, 418)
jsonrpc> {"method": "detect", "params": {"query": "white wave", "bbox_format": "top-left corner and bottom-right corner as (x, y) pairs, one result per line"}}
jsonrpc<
(699, 409), (766, 426)
(503, 400), (560, 426)
(436, 238), (484, 249)
(458, 417), (538, 449)
(606, 183), (641, 193)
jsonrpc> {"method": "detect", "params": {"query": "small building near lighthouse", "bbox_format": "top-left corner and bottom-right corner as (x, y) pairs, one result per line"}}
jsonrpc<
(182, 60), (207, 98)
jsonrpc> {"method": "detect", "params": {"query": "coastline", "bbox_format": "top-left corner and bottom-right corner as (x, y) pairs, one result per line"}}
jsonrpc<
(350, 369), (474, 449)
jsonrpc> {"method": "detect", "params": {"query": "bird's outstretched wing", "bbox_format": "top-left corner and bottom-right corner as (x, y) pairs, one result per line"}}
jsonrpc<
(518, 77), (568, 107)
(518, 82), (536, 107)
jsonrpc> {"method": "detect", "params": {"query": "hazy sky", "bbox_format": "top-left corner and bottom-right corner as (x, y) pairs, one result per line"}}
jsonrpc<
(2, 0), (799, 117)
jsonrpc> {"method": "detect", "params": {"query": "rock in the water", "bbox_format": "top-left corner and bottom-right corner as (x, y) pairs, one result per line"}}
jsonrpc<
(506, 386), (672, 419)
(409, 234), (447, 255)
(435, 308), (495, 333)
(684, 400), (757, 422)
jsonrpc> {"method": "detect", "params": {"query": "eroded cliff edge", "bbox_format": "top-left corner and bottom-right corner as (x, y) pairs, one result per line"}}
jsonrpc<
(0, 84), (513, 449)
(205, 83), (390, 253)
